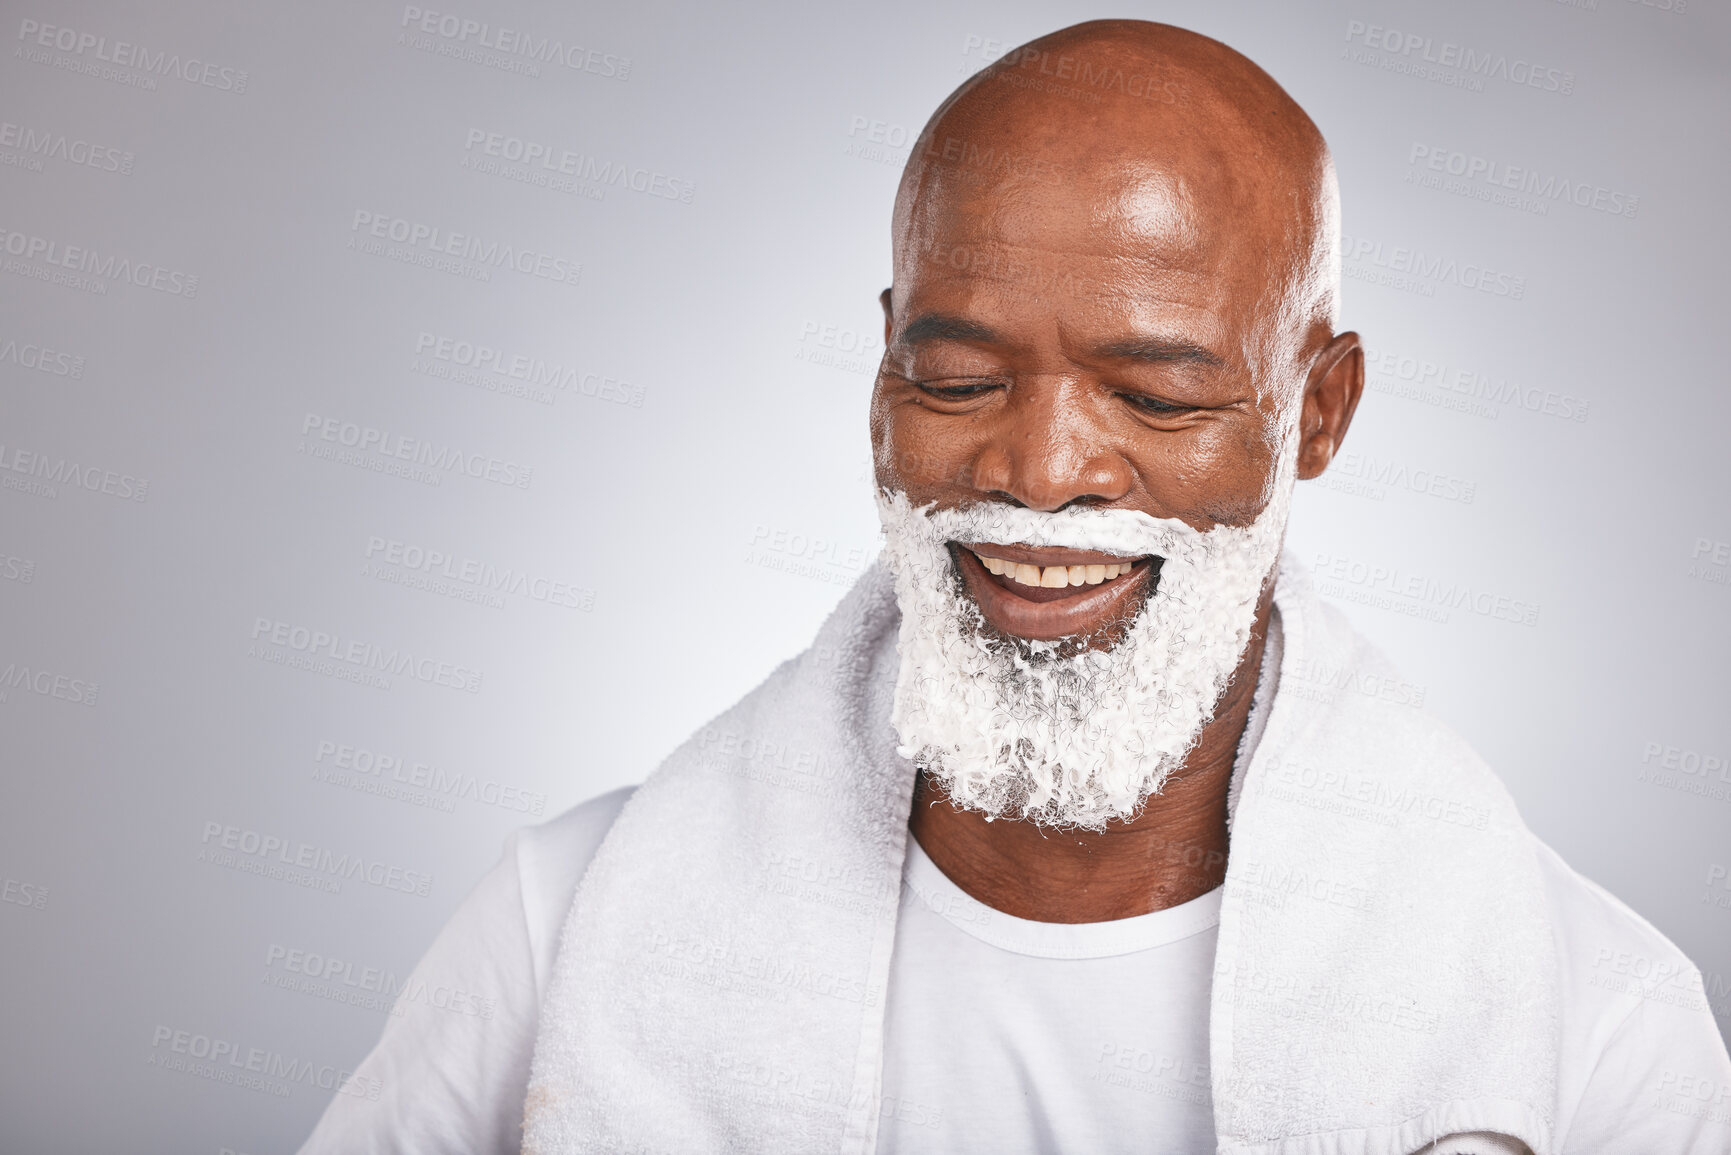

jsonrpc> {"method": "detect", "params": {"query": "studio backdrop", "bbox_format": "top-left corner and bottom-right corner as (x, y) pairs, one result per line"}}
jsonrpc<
(2, 0), (1726, 1151)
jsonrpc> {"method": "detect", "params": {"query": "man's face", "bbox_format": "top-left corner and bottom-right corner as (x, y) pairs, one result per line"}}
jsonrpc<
(871, 154), (1311, 644)
(867, 93), (1359, 827)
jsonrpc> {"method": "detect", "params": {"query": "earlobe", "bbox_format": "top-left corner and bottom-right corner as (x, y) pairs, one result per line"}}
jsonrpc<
(880, 287), (894, 347)
(1297, 432), (1335, 480)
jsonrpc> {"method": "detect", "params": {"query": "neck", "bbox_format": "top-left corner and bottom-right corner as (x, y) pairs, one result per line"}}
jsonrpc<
(908, 583), (1275, 923)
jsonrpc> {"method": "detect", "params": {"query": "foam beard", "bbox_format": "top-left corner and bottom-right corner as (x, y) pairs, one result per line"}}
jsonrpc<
(877, 454), (1294, 831)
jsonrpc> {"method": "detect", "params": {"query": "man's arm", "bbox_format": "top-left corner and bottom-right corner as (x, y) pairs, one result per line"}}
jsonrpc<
(296, 831), (544, 1155)
(297, 787), (634, 1155)
(1561, 993), (1731, 1152)
(1537, 842), (1731, 1153)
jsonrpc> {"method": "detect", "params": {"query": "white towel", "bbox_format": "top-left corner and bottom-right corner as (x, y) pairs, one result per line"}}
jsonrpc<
(522, 556), (1558, 1155)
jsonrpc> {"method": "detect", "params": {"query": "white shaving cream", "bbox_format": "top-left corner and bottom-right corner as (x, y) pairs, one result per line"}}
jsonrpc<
(877, 445), (1294, 829)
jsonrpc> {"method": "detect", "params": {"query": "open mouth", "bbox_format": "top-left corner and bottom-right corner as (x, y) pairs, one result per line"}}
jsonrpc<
(951, 543), (1160, 638)
(973, 552), (1141, 591)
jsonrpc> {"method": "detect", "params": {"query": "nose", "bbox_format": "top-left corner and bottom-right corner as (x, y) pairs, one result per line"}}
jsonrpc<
(967, 377), (1133, 512)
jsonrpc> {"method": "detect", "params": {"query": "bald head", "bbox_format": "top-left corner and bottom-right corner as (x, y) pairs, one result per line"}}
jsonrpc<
(893, 20), (1340, 347)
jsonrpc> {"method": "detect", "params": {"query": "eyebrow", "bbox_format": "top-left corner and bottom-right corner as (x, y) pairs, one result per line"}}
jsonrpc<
(897, 313), (999, 346)
(1090, 336), (1224, 368)
(895, 313), (1224, 369)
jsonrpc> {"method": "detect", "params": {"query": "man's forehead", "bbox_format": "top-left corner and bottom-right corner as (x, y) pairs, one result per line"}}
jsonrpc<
(908, 163), (1211, 255)
(896, 133), (1283, 318)
(896, 189), (1257, 348)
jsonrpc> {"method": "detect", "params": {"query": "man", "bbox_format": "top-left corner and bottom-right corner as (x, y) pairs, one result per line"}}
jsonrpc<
(301, 20), (1731, 1155)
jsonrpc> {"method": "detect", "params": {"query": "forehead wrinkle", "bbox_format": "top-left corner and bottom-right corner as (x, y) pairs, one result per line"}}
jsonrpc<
(908, 195), (1218, 306)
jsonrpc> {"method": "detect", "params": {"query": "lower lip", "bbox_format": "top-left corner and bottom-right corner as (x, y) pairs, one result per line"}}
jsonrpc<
(953, 547), (1155, 642)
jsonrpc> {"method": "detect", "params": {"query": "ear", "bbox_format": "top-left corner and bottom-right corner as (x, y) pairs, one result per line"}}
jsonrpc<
(1296, 331), (1364, 481)
(879, 287), (894, 346)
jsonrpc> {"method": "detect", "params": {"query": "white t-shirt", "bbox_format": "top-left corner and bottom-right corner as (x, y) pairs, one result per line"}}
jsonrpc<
(298, 782), (1731, 1154)
(878, 837), (1219, 1152)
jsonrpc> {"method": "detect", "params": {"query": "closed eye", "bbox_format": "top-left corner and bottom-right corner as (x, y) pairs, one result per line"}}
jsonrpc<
(914, 378), (1003, 400)
(1118, 391), (1196, 415)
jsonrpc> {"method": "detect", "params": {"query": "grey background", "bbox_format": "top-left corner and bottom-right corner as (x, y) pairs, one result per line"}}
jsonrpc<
(1, 0), (1726, 1150)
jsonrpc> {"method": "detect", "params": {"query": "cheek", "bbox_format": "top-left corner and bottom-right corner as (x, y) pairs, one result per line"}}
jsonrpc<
(875, 403), (983, 496)
(1128, 423), (1278, 528)
(868, 388), (912, 488)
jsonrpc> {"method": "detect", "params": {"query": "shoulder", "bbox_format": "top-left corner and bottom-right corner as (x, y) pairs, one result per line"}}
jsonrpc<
(295, 785), (638, 1155)
(1534, 838), (1697, 980)
(513, 786), (636, 996)
(1533, 836), (1711, 1038)
(1532, 838), (1731, 1149)
(517, 785), (636, 881)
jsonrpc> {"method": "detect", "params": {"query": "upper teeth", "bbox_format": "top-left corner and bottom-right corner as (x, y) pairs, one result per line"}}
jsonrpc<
(973, 552), (1133, 588)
